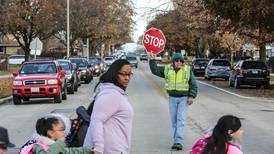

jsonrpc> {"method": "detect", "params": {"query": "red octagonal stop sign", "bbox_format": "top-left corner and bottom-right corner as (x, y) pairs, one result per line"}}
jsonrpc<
(143, 27), (166, 55)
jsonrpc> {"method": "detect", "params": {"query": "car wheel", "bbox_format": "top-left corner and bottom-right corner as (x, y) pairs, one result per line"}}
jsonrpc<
(13, 96), (22, 105)
(68, 84), (74, 94)
(74, 82), (78, 92)
(54, 92), (62, 103)
(234, 77), (240, 88)
(204, 76), (207, 80)
(264, 82), (270, 89)
(62, 85), (67, 100)
(85, 78), (89, 84)
(207, 76), (211, 80)
(228, 78), (233, 87)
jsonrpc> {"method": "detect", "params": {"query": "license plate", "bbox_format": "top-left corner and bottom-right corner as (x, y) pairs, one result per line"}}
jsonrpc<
(252, 70), (258, 74)
(31, 87), (39, 93)
(201, 66), (205, 69)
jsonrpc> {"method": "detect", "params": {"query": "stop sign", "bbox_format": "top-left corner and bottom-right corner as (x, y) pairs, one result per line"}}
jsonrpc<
(143, 28), (166, 55)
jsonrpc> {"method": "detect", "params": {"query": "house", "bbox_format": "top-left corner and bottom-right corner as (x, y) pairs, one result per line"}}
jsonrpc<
(0, 35), (22, 55)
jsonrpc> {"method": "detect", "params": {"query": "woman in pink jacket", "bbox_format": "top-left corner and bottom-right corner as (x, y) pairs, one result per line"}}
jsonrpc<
(202, 115), (243, 154)
(84, 59), (134, 154)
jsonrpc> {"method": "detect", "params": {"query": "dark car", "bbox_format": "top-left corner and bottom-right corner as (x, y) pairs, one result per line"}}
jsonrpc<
(57, 60), (80, 94)
(140, 53), (148, 61)
(191, 58), (209, 76)
(89, 57), (101, 76)
(204, 59), (231, 80)
(69, 57), (92, 84)
(229, 60), (270, 88)
(127, 56), (138, 68)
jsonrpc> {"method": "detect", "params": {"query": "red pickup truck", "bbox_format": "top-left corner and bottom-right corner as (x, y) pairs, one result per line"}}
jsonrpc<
(12, 60), (67, 105)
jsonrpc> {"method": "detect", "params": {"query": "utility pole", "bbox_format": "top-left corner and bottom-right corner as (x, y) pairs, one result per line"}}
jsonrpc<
(66, 0), (70, 58)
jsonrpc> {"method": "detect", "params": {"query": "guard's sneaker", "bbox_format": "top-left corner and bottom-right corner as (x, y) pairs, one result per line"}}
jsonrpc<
(171, 143), (178, 149)
(176, 143), (183, 150)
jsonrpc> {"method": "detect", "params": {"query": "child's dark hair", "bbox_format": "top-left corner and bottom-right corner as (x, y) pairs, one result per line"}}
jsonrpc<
(203, 115), (241, 154)
(36, 117), (60, 137)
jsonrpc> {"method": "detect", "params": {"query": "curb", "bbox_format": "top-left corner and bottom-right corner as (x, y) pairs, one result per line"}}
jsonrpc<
(0, 96), (12, 105)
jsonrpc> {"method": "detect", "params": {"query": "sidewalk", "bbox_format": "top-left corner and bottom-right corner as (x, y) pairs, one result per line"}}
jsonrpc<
(0, 96), (12, 104)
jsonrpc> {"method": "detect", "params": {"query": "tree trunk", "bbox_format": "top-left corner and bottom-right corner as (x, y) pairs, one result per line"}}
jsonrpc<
(25, 48), (30, 62)
(259, 41), (266, 63)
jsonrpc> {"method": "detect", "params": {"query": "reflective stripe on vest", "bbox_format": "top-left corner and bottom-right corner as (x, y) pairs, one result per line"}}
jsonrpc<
(164, 64), (190, 91)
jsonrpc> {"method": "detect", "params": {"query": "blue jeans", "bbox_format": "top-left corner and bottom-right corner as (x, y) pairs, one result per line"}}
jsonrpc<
(168, 96), (189, 145)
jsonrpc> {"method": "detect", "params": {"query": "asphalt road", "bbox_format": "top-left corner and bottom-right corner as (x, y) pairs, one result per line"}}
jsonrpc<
(1, 61), (274, 154)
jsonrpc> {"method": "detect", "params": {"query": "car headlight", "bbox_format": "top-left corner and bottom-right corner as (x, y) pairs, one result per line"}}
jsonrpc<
(13, 80), (23, 86)
(81, 70), (87, 73)
(48, 79), (58, 85)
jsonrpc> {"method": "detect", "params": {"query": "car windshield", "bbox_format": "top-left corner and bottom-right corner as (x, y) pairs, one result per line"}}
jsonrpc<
(59, 62), (71, 73)
(127, 56), (137, 60)
(195, 60), (209, 65)
(20, 62), (57, 74)
(70, 59), (87, 67)
(89, 58), (98, 64)
(212, 60), (230, 66)
(242, 61), (267, 69)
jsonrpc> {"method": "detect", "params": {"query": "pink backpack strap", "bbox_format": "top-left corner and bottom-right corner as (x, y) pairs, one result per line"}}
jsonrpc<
(20, 144), (35, 154)
(20, 142), (49, 154)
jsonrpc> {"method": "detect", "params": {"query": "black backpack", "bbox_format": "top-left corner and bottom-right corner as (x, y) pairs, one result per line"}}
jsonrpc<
(66, 100), (95, 147)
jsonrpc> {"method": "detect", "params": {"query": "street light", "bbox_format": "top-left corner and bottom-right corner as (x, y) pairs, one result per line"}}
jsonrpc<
(66, 0), (70, 57)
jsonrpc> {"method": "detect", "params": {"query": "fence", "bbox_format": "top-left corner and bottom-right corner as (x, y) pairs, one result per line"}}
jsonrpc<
(0, 55), (8, 71)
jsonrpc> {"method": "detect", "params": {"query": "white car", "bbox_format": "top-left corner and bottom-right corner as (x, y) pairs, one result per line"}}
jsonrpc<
(103, 56), (115, 66)
(8, 55), (25, 64)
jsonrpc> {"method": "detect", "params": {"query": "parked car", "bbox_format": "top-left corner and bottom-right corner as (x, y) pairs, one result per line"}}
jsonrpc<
(229, 60), (270, 88)
(12, 60), (67, 105)
(89, 57), (101, 76)
(127, 56), (138, 68)
(191, 58), (209, 76)
(140, 53), (148, 61)
(69, 57), (92, 84)
(8, 55), (25, 64)
(204, 59), (231, 80)
(103, 56), (115, 67)
(57, 60), (80, 94)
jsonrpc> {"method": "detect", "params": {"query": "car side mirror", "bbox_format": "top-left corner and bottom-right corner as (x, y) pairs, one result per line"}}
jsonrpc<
(12, 72), (18, 77)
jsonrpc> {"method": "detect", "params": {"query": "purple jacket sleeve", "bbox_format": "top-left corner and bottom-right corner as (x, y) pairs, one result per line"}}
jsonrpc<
(89, 92), (121, 153)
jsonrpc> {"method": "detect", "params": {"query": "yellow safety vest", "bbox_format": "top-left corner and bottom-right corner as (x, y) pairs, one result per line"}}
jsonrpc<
(164, 64), (190, 91)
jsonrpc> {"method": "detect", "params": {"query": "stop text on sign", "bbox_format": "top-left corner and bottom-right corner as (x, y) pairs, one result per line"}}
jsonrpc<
(143, 34), (165, 48)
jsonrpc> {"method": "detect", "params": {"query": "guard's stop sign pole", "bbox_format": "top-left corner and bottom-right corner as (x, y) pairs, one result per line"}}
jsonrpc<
(143, 27), (166, 55)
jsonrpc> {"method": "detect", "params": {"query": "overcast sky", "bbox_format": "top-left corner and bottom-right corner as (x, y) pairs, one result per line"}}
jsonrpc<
(131, 0), (172, 42)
